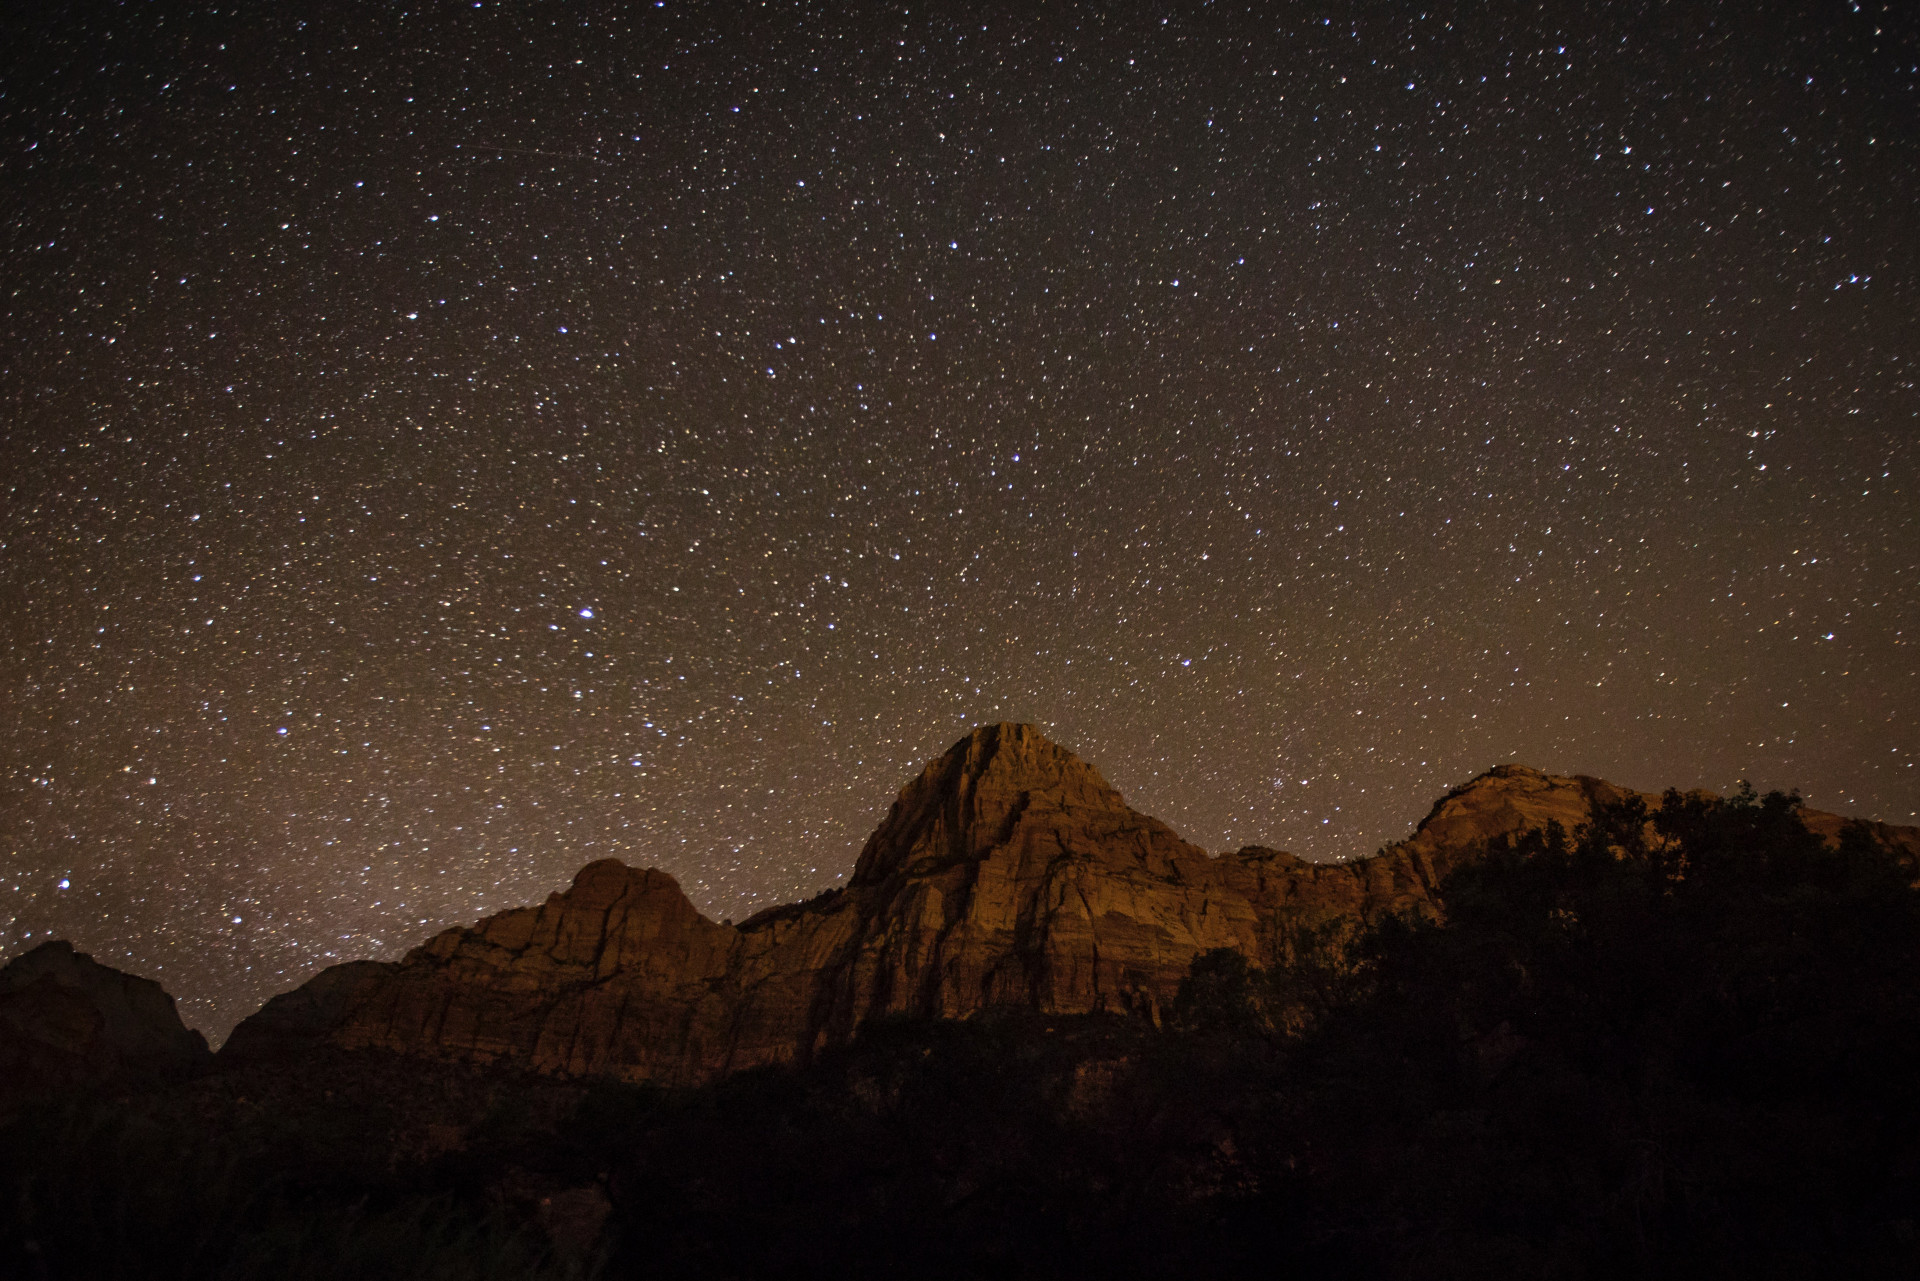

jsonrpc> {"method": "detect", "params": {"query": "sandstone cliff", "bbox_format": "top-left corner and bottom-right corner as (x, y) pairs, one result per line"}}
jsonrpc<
(0, 940), (210, 1107)
(223, 725), (1915, 1086)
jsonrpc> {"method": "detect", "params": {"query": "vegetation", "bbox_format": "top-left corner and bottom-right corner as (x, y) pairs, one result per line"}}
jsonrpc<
(1257, 786), (1920, 1278)
(5, 786), (1917, 1277)
(0, 1099), (581, 1280)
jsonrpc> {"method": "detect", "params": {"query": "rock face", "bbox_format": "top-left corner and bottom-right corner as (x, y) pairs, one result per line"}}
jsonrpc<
(0, 940), (210, 1105)
(224, 725), (1917, 1086)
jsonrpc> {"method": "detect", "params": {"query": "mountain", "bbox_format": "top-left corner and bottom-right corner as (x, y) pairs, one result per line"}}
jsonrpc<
(223, 724), (1919, 1085)
(11, 732), (1920, 1277)
(0, 940), (210, 1108)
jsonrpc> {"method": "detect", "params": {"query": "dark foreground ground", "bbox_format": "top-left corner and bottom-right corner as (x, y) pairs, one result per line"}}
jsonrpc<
(7, 788), (1920, 1280)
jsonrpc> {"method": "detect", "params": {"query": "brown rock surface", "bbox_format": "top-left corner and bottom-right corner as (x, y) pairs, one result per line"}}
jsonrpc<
(0, 940), (210, 1106)
(223, 725), (1919, 1086)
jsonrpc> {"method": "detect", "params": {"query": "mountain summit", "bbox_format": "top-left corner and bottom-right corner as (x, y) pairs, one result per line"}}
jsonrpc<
(223, 725), (1916, 1085)
(848, 721), (1139, 886)
(0, 940), (210, 1107)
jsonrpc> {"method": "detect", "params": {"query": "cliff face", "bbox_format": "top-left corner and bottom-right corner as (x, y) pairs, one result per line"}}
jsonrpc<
(222, 725), (1913, 1086)
(0, 940), (210, 1106)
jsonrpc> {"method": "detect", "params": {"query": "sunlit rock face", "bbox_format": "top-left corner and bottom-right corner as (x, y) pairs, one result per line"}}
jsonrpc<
(0, 940), (210, 1105)
(222, 725), (1917, 1086)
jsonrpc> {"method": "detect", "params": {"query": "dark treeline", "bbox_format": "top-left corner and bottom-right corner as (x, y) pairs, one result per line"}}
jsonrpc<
(6, 787), (1919, 1279)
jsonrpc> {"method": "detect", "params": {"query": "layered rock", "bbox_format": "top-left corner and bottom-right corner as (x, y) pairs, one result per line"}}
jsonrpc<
(0, 940), (210, 1106)
(224, 725), (1916, 1086)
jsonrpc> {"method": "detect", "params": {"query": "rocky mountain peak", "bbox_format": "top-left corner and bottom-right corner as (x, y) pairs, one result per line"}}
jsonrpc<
(0, 940), (210, 1107)
(547, 859), (700, 919)
(1397, 761), (1640, 866)
(850, 722), (1127, 886)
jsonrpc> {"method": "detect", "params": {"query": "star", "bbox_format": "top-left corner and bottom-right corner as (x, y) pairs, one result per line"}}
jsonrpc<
(0, 0), (1912, 1040)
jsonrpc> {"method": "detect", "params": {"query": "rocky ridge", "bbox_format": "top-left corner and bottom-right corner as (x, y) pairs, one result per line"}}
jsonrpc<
(0, 940), (211, 1108)
(223, 725), (1918, 1086)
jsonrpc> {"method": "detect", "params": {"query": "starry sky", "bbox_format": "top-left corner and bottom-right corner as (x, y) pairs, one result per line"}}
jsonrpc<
(3, 1), (1915, 1038)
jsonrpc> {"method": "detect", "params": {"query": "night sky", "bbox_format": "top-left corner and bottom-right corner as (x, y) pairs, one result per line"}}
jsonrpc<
(3, 1), (1915, 1039)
